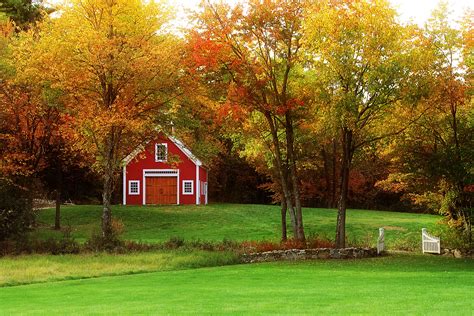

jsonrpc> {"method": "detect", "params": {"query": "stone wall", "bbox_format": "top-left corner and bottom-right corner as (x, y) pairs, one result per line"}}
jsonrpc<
(441, 248), (472, 258)
(240, 247), (378, 263)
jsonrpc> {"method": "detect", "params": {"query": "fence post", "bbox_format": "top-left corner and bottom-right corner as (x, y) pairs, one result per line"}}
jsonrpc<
(377, 227), (385, 255)
(421, 228), (426, 253)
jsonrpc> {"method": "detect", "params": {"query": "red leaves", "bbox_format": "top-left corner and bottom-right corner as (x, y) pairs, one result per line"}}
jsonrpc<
(188, 31), (227, 71)
(0, 84), (61, 176)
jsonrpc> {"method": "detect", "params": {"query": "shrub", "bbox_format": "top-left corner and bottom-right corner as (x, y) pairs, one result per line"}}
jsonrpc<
(433, 222), (472, 250)
(306, 237), (335, 249)
(0, 179), (34, 242)
(164, 236), (185, 249)
(346, 232), (375, 248)
(85, 218), (125, 252)
(0, 226), (80, 256)
(188, 239), (215, 251)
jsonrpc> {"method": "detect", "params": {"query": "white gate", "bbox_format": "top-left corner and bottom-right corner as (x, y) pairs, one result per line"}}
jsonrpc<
(377, 228), (385, 254)
(422, 228), (440, 254)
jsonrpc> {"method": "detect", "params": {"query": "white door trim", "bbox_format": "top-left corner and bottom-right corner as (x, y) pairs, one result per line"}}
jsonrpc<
(195, 165), (200, 205)
(142, 169), (180, 205)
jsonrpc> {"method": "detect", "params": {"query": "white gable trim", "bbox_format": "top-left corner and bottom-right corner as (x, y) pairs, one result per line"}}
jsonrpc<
(122, 134), (203, 167)
(122, 144), (146, 166)
(168, 136), (202, 166)
(122, 166), (126, 205)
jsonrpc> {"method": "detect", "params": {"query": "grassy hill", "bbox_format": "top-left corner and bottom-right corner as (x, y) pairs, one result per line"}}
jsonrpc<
(34, 204), (442, 250)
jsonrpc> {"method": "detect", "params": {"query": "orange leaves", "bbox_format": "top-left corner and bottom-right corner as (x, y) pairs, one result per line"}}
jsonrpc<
(188, 31), (228, 71)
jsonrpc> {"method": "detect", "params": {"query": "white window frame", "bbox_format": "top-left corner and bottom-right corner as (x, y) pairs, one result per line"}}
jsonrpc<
(155, 143), (168, 162)
(182, 180), (194, 195)
(203, 182), (207, 195)
(128, 180), (140, 195)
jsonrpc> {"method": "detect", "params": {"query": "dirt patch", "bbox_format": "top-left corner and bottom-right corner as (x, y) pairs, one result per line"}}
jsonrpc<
(383, 226), (407, 231)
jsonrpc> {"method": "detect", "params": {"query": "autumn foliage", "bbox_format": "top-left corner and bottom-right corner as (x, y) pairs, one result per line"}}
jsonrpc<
(0, 0), (472, 247)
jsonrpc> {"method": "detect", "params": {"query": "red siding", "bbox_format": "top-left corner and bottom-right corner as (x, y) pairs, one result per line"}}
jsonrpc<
(124, 134), (205, 205)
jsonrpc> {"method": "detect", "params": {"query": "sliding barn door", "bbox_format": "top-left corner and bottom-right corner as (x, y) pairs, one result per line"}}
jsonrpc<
(145, 177), (177, 205)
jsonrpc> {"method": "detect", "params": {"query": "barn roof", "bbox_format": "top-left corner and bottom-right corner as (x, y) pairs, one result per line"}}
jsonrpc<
(122, 134), (204, 167)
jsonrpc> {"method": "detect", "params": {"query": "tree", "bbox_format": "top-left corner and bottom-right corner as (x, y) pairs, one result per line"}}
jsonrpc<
(305, 0), (422, 247)
(188, 0), (308, 241)
(0, 1), (62, 240)
(0, 0), (52, 31)
(13, 0), (183, 239)
(377, 3), (473, 245)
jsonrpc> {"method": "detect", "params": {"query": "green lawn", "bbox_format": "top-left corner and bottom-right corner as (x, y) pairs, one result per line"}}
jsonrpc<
(33, 203), (442, 249)
(2, 204), (472, 314)
(1, 254), (472, 315)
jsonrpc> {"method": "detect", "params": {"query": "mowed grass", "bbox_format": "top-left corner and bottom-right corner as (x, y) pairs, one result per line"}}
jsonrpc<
(34, 203), (441, 249)
(0, 254), (472, 315)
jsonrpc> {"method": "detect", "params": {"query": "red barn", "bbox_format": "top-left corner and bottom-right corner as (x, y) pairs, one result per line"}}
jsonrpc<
(122, 134), (208, 205)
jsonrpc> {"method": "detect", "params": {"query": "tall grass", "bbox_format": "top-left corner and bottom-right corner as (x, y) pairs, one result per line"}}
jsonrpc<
(0, 250), (238, 287)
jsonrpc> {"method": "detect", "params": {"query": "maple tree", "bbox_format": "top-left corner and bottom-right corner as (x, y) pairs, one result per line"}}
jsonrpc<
(0, 8), (62, 238)
(305, 0), (426, 247)
(12, 0), (183, 239)
(377, 3), (473, 243)
(188, 0), (309, 241)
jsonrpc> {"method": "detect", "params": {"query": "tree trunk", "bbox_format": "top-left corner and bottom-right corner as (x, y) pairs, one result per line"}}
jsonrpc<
(331, 138), (337, 208)
(285, 112), (305, 242)
(24, 178), (34, 229)
(281, 199), (287, 242)
(54, 189), (61, 230)
(264, 111), (298, 237)
(102, 167), (113, 238)
(335, 128), (353, 248)
(322, 147), (332, 208)
(101, 132), (116, 239)
(54, 160), (62, 230)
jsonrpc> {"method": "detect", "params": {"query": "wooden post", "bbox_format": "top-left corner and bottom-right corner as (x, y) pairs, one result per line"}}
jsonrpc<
(377, 228), (385, 255)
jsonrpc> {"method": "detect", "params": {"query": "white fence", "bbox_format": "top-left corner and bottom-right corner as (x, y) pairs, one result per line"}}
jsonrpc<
(377, 228), (385, 254)
(422, 228), (440, 254)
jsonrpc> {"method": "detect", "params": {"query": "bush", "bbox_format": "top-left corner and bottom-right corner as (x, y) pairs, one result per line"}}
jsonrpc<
(85, 218), (125, 252)
(0, 179), (34, 242)
(0, 226), (80, 256)
(164, 236), (185, 249)
(434, 222), (472, 250)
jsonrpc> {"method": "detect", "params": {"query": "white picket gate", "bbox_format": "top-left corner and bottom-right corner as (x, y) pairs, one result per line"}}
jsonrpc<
(422, 228), (440, 254)
(377, 228), (385, 254)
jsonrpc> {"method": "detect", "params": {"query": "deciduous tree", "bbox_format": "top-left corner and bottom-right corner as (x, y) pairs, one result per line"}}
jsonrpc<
(188, 0), (308, 241)
(13, 0), (183, 238)
(305, 0), (423, 247)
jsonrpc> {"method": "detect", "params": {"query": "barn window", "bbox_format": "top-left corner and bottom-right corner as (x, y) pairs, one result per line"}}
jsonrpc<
(128, 180), (140, 195)
(155, 143), (168, 162)
(183, 180), (193, 195)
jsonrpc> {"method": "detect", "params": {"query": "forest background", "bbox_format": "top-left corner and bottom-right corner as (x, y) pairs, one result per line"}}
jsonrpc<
(0, 0), (472, 247)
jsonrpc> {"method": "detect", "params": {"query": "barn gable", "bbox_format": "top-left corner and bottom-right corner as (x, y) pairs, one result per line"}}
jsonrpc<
(122, 134), (208, 206)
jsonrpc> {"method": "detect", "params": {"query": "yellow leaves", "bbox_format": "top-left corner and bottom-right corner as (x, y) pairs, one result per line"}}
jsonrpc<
(7, 0), (183, 173)
(0, 18), (15, 38)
